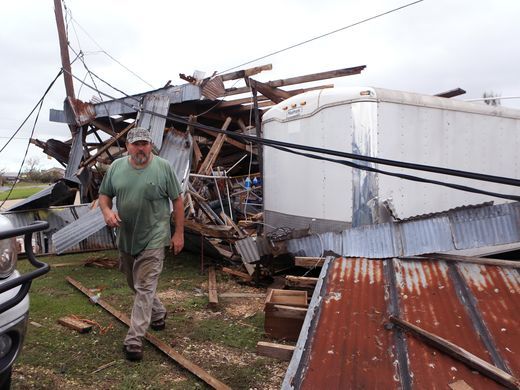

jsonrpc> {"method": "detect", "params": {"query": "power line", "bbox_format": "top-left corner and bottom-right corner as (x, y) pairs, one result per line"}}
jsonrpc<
(65, 69), (520, 201)
(62, 3), (155, 89)
(217, 0), (424, 75)
(0, 70), (63, 154)
(0, 91), (46, 208)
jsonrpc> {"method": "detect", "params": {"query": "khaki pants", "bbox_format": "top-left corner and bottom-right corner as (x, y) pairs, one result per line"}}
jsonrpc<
(119, 248), (167, 347)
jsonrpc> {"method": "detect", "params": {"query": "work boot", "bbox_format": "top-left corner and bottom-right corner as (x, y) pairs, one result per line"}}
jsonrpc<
(150, 313), (167, 331)
(123, 344), (143, 361)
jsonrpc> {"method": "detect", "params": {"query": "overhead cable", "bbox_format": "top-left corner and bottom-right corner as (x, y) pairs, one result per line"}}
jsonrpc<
(64, 70), (520, 199)
(0, 70), (63, 154)
(217, 0), (424, 75)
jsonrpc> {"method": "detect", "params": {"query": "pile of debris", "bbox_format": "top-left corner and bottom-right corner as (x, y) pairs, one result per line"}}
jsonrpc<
(5, 64), (366, 273)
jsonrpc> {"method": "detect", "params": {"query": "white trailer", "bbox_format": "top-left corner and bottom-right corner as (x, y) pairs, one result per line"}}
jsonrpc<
(262, 87), (520, 233)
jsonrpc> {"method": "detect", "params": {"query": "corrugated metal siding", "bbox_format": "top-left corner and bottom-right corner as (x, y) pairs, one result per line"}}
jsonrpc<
(2, 205), (115, 254)
(159, 130), (193, 192)
(288, 257), (519, 389)
(450, 202), (520, 249)
(5, 185), (55, 212)
(64, 127), (83, 183)
(138, 94), (170, 151)
(286, 201), (520, 258)
(235, 237), (260, 263)
(52, 206), (113, 254)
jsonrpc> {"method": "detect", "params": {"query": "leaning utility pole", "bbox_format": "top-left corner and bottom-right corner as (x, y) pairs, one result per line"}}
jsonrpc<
(54, 0), (75, 102)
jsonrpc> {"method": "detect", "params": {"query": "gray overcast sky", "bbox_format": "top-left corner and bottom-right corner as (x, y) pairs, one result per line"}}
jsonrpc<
(1, 0), (519, 172)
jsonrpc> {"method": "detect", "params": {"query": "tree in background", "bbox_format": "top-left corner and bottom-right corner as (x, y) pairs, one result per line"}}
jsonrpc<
(23, 157), (42, 182)
(0, 168), (5, 186)
(482, 91), (501, 106)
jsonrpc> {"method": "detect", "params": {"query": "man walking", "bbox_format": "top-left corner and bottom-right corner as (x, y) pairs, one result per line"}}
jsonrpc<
(99, 127), (184, 361)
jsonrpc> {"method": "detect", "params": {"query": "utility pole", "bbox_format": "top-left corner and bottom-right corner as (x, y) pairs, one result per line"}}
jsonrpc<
(54, 0), (75, 101)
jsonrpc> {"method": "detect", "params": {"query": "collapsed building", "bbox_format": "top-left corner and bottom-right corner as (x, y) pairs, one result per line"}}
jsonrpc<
(2, 60), (520, 388)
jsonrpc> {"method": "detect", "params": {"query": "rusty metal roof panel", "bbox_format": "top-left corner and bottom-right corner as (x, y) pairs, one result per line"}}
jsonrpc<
(285, 257), (519, 389)
(294, 258), (397, 389)
(392, 258), (503, 389)
(457, 263), (520, 378)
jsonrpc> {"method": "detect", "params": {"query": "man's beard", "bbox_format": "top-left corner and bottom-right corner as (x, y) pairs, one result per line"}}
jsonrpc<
(131, 151), (149, 165)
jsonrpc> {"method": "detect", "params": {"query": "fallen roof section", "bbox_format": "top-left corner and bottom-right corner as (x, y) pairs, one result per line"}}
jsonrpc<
(286, 202), (520, 258)
(283, 256), (520, 389)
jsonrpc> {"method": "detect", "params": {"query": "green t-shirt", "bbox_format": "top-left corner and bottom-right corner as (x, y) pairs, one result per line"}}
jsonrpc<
(99, 155), (181, 255)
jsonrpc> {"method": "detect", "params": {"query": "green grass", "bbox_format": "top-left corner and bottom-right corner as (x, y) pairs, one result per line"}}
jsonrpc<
(0, 185), (46, 200)
(12, 250), (277, 389)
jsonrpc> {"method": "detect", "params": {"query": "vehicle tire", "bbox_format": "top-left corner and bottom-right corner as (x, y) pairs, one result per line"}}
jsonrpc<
(0, 367), (12, 390)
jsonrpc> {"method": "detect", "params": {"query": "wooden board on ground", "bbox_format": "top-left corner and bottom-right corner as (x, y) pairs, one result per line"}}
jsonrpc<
(208, 266), (218, 307)
(66, 277), (232, 390)
(58, 316), (92, 333)
(256, 341), (295, 361)
(221, 267), (252, 282)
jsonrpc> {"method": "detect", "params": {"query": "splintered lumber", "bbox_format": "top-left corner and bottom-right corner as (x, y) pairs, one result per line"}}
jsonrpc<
(220, 212), (246, 238)
(294, 257), (325, 268)
(66, 277), (231, 390)
(219, 64), (272, 82)
(185, 220), (234, 239)
(422, 253), (520, 269)
(80, 122), (134, 168)
(285, 275), (318, 288)
(256, 341), (295, 361)
(208, 266), (218, 307)
(224, 65), (366, 96)
(221, 267), (252, 282)
(389, 316), (520, 390)
(58, 316), (92, 333)
(248, 79), (291, 104)
(197, 117), (232, 176)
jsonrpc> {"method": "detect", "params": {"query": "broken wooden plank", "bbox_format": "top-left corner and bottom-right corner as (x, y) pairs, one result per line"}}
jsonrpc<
(185, 220), (234, 239)
(248, 79), (291, 104)
(224, 65), (366, 96)
(285, 275), (318, 289)
(66, 277), (231, 390)
(219, 212), (246, 238)
(197, 117), (232, 176)
(221, 267), (252, 282)
(435, 88), (466, 98)
(219, 64), (272, 82)
(58, 316), (92, 333)
(256, 341), (295, 361)
(80, 122), (134, 168)
(389, 316), (520, 390)
(208, 266), (218, 307)
(218, 292), (265, 299)
(421, 253), (520, 269)
(294, 257), (325, 268)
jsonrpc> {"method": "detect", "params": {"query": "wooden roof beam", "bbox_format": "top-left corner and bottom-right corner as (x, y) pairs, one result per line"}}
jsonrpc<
(224, 65), (366, 97)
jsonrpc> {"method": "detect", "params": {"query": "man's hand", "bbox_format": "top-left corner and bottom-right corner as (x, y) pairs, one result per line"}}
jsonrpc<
(103, 209), (121, 228)
(170, 232), (184, 255)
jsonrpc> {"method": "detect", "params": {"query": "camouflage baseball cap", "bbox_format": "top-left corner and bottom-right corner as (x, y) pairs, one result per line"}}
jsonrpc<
(126, 127), (152, 144)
